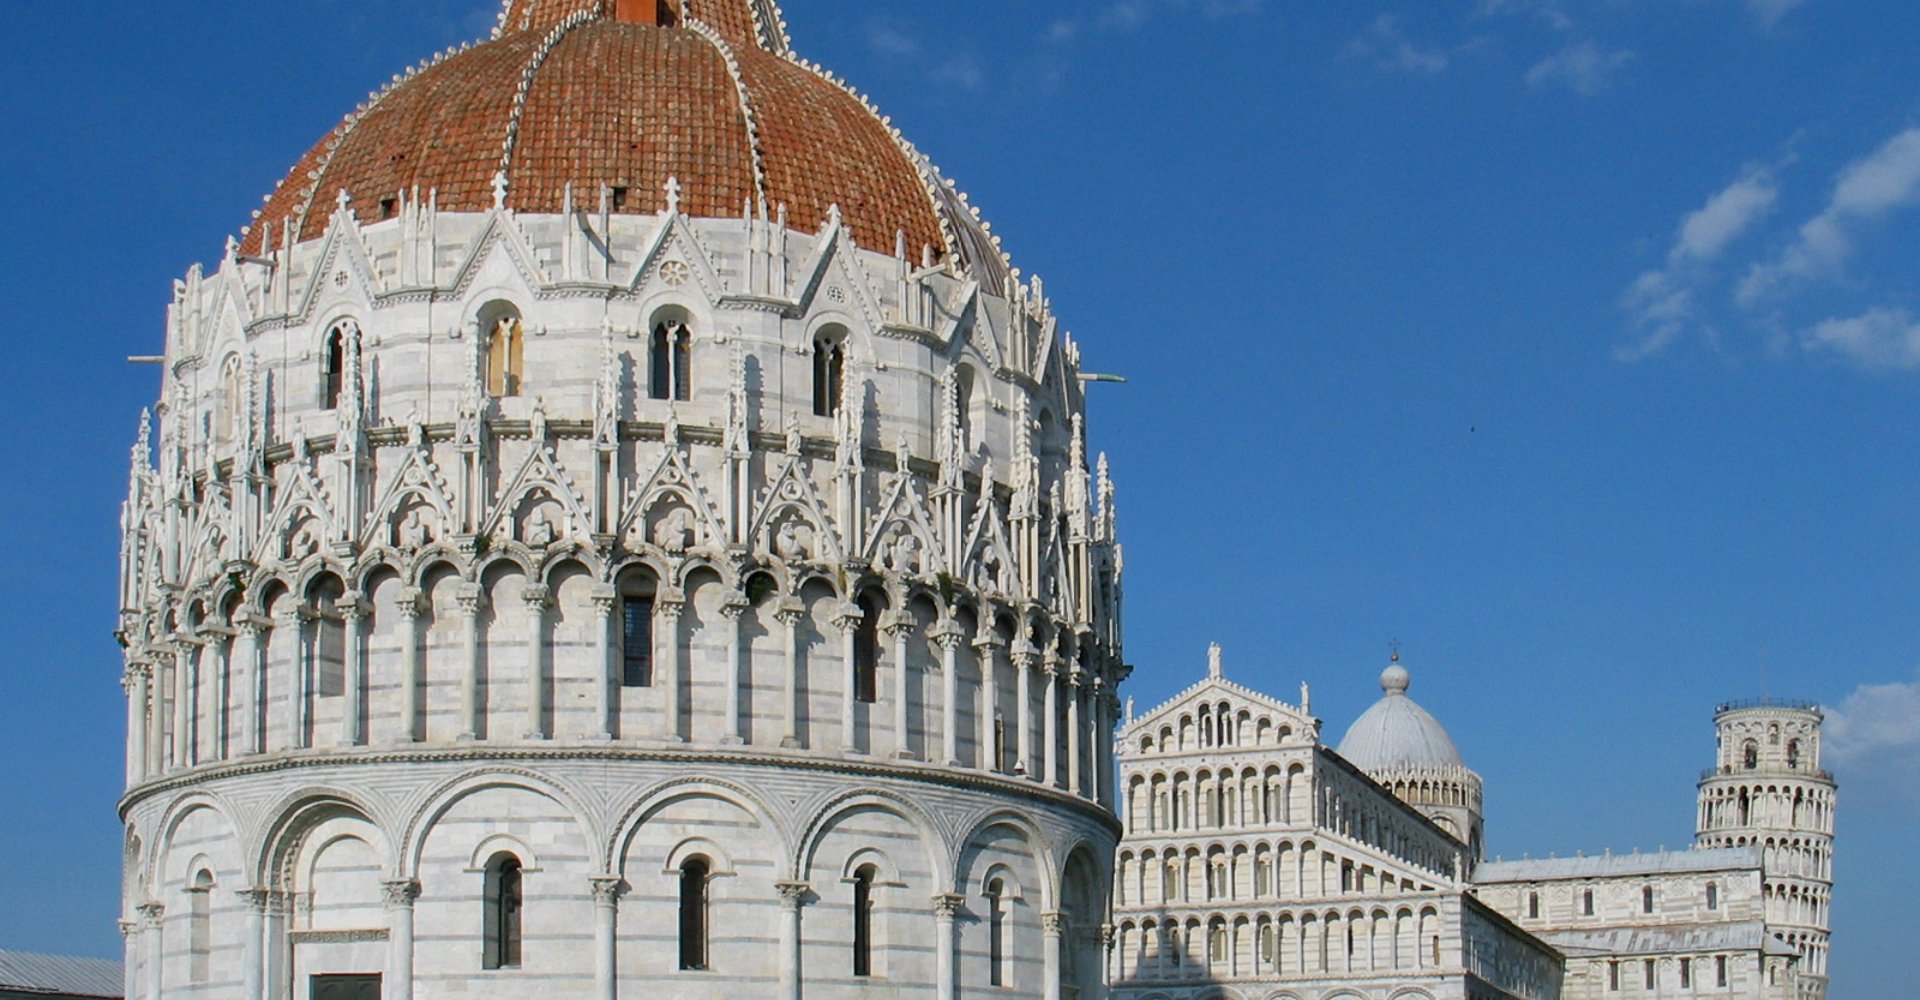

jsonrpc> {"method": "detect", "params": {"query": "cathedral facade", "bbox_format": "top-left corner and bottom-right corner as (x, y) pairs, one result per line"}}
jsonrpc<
(115, 3), (1123, 998)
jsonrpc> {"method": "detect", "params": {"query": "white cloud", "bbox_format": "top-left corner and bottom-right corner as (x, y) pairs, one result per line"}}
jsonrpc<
(1801, 307), (1920, 370)
(1825, 666), (1920, 767)
(866, 22), (919, 57)
(1738, 128), (1920, 305)
(1748, 0), (1808, 28)
(1346, 15), (1452, 75)
(1476, 0), (1575, 32)
(1525, 42), (1634, 96)
(1616, 168), (1778, 360)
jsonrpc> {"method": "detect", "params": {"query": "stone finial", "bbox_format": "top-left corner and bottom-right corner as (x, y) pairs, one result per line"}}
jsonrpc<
(490, 171), (509, 211)
(1208, 642), (1223, 679)
(665, 175), (682, 215)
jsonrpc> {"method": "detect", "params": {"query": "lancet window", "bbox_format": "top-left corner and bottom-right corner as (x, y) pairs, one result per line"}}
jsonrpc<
(813, 327), (846, 417)
(485, 309), (525, 398)
(650, 319), (692, 401)
(321, 324), (347, 409)
(679, 856), (711, 970)
(852, 864), (876, 977)
(484, 853), (523, 969)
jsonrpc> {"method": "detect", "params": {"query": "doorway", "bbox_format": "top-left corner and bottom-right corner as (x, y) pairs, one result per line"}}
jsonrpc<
(310, 974), (382, 1000)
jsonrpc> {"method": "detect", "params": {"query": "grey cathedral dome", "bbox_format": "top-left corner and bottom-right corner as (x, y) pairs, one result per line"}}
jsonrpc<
(1335, 657), (1466, 771)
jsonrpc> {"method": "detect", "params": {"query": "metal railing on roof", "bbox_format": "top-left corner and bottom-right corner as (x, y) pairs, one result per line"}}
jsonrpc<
(1714, 696), (1821, 715)
(1700, 765), (1835, 782)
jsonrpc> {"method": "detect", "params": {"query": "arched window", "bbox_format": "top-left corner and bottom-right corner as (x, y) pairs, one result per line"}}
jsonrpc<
(620, 576), (656, 688)
(1581, 888), (1594, 916)
(985, 877), (1008, 986)
(1742, 740), (1759, 769)
(484, 853), (523, 969)
(813, 328), (846, 417)
(188, 869), (214, 982)
(1527, 891), (1540, 919)
(679, 856), (710, 970)
(650, 319), (692, 401)
(1786, 739), (1801, 769)
(1706, 881), (1720, 911)
(217, 357), (245, 443)
(486, 312), (525, 398)
(322, 325), (346, 409)
(853, 592), (880, 703)
(954, 366), (976, 452)
(852, 864), (876, 977)
(1642, 885), (1656, 914)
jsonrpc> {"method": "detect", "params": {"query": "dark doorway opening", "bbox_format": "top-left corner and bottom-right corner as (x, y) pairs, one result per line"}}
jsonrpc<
(311, 974), (382, 1000)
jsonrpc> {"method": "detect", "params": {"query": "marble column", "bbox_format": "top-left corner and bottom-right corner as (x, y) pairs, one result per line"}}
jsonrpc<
(719, 594), (748, 744)
(118, 920), (138, 1000)
(125, 663), (150, 785)
(833, 602), (863, 753)
(339, 592), (366, 747)
(236, 617), (267, 755)
(934, 893), (964, 1000)
(777, 600), (804, 748)
(521, 585), (552, 740)
(382, 879), (419, 999)
(590, 586), (617, 740)
(138, 902), (164, 1000)
(933, 620), (965, 766)
(1012, 642), (1036, 778)
(1066, 669), (1084, 797)
(275, 609), (306, 750)
(657, 594), (686, 742)
(590, 876), (625, 1000)
(886, 611), (915, 760)
(1042, 911), (1064, 1000)
(207, 628), (232, 759)
(171, 640), (191, 767)
(776, 882), (809, 1000)
(239, 888), (271, 1000)
(974, 631), (1006, 772)
(456, 584), (484, 740)
(395, 588), (424, 743)
(1042, 653), (1062, 788)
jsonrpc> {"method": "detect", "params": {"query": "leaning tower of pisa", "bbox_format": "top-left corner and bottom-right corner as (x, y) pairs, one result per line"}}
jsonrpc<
(1695, 700), (1835, 1000)
(113, 3), (1125, 998)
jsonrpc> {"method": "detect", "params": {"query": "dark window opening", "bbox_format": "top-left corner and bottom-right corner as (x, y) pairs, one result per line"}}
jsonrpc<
(322, 327), (345, 410)
(853, 593), (880, 703)
(679, 857), (710, 971)
(852, 865), (875, 977)
(986, 878), (1006, 987)
(484, 853), (523, 970)
(650, 320), (692, 401)
(813, 332), (846, 417)
(379, 198), (398, 220)
(622, 595), (654, 687)
(610, 187), (630, 212)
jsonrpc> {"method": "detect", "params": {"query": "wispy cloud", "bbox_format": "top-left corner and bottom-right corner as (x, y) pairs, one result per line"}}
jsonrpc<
(1748, 0), (1809, 28)
(1525, 42), (1634, 95)
(1826, 666), (1920, 771)
(1801, 307), (1920, 370)
(1617, 168), (1779, 360)
(1346, 15), (1454, 75)
(1476, 0), (1574, 32)
(1738, 128), (1920, 305)
(865, 22), (920, 58)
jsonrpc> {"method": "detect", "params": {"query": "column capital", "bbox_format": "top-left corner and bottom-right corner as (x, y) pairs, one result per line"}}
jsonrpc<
(774, 599), (806, 628)
(381, 879), (421, 908)
(830, 602), (865, 632)
(395, 587), (426, 619)
(590, 583), (618, 616)
(1042, 911), (1065, 936)
(136, 901), (165, 925)
(455, 583), (486, 617)
(718, 591), (751, 620)
(118, 918), (139, 938)
(521, 584), (553, 611)
(590, 875), (627, 904)
(122, 662), (152, 687)
(932, 892), (966, 918)
(234, 613), (273, 636)
(776, 880), (811, 909)
(339, 590), (369, 621)
(972, 631), (1007, 653)
(930, 619), (966, 649)
(237, 887), (274, 913)
(880, 609), (916, 637)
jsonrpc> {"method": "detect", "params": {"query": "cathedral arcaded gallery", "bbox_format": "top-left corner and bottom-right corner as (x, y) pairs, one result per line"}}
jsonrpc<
(112, 3), (1833, 1000)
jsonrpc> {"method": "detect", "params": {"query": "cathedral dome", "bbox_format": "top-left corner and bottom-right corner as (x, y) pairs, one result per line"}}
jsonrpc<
(1336, 657), (1466, 771)
(242, 0), (993, 271)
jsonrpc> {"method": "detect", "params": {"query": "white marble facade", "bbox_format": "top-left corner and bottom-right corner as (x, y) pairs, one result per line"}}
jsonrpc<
(117, 170), (1123, 998)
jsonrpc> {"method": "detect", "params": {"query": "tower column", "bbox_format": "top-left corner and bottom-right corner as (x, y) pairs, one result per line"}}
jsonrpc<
(207, 627), (232, 758)
(239, 888), (270, 1000)
(590, 586), (616, 740)
(124, 662), (151, 784)
(138, 902), (164, 1000)
(118, 920), (137, 1000)
(974, 630), (1006, 771)
(657, 593), (685, 742)
(777, 601), (804, 748)
(1043, 651), (1062, 788)
(382, 879), (419, 1000)
(395, 589), (424, 743)
(1012, 643), (1036, 777)
(1066, 668), (1084, 796)
(276, 608), (305, 749)
(834, 602), (863, 753)
(934, 620), (965, 766)
(934, 893), (964, 1000)
(776, 882), (809, 1000)
(236, 617), (266, 754)
(521, 585), (551, 739)
(887, 611), (915, 759)
(591, 877), (624, 1000)
(1042, 911), (1064, 1000)
(455, 585), (484, 740)
(339, 592), (366, 747)
(171, 639), (192, 767)
(719, 594), (748, 744)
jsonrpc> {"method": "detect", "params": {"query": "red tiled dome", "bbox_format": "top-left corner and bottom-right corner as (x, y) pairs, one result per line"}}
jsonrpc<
(242, 0), (958, 263)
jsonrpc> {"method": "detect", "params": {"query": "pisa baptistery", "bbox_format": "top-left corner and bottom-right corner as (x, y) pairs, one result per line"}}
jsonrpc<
(114, 3), (1125, 998)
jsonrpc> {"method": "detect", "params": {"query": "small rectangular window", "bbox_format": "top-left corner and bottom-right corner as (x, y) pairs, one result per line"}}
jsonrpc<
(1645, 958), (1656, 988)
(622, 597), (654, 687)
(1717, 955), (1728, 986)
(1608, 961), (1620, 991)
(1583, 888), (1594, 916)
(1642, 884), (1655, 913)
(1681, 957), (1692, 987)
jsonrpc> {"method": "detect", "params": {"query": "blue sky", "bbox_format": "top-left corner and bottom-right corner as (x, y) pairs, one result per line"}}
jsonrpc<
(2, 0), (1916, 990)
